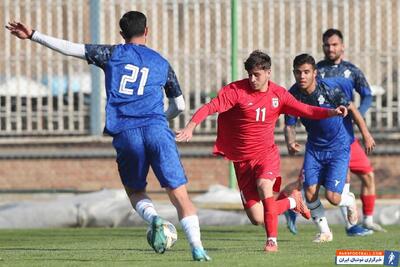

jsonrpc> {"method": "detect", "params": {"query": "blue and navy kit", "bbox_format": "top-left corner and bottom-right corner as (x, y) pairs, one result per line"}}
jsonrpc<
(317, 60), (372, 142)
(317, 60), (372, 116)
(285, 78), (353, 151)
(285, 78), (354, 193)
(85, 44), (183, 135)
(85, 44), (187, 190)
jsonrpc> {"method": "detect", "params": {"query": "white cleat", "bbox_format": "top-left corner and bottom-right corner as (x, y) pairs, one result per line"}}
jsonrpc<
(363, 222), (387, 232)
(313, 231), (333, 243)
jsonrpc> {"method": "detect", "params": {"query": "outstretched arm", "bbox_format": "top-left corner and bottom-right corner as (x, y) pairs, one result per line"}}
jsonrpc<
(348, 102), (375, 154)
(175, 104), (212, 142)
(282, 90), (348, 119)
(6, 21), (86, 59)
(176, 121), (197, 142)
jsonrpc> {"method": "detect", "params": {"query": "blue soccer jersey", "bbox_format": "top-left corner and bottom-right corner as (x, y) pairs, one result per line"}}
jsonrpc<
(285, 78), (355, 193)
(317, 60), (372, 116)
(85, 44), (183, 135)
(285, 78), (353, 151)
(317, 60), (373, 141)
(85, 44), (187, 190)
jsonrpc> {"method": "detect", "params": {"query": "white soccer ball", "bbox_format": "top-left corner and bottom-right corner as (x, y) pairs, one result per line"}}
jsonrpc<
(146, 221), (178, 250)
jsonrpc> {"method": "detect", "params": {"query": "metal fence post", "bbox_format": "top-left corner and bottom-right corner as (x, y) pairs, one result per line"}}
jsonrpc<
(229, 0), (238, 189)
(89, 0), (102, 136)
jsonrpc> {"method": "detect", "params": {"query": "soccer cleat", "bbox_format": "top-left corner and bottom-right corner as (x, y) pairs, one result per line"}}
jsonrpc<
(346, 224), (374, 236)
(284, 210), (298, 235)
(363, 222), (387, 232)
(192, 247), (212, 261)
(264, 240), (278, 252)
(150, 216), (167, 254)
(313, 231), (333, 243)
(290, 189), (311, 220)
(346, 192), (359, 225)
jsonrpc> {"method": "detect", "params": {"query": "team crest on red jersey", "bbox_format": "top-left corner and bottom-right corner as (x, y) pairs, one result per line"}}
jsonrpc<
(272, 97), (279, 108)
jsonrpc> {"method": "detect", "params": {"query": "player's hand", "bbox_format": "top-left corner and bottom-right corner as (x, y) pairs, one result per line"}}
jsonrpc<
(330, 105), (348, 117)
(176, 121), (196, 142)
(5, 21), (33, 39)
(287, 142), (301, 155)
(363, 133), (375, 154)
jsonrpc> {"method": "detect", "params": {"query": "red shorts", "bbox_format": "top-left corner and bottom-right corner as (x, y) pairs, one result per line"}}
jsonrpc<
(233, 147), (281, 209)
(349, 139), (373, 174)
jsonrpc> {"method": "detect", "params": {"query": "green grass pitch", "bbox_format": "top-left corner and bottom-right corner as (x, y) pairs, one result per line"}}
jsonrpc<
(0, 225), (398, 267)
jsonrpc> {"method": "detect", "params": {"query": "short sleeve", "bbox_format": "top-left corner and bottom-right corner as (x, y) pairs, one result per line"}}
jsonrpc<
(164, 64), (183, 98)
(85, 44), (115, 70)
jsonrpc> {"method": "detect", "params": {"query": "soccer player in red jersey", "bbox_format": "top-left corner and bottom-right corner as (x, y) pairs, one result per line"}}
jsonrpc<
(176, 50), (347, 252)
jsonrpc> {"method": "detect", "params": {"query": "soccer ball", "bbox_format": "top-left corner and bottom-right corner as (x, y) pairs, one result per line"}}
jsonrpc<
(146, 221), (178, 250)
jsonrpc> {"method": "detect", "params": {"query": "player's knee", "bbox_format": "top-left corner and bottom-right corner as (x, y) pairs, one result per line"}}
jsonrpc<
(249, 218), (264, 226)
(305, 188), (318, 203)
(326, 192), (341, 206)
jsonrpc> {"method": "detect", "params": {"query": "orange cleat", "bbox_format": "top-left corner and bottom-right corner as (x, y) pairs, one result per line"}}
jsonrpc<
(264, 240), (278, 252)
(290, 190), (311, 220)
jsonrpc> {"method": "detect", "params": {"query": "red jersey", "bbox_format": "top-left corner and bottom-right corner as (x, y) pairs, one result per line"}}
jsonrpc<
(191, 79), (331, 161)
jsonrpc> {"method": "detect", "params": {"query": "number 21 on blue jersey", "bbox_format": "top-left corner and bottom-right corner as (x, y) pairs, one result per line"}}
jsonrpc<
(119, 64), (149, 95)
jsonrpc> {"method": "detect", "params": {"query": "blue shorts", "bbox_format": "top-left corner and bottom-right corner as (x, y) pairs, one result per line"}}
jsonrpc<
(302, 147), (350, 193)
(112, 126), (187, 190)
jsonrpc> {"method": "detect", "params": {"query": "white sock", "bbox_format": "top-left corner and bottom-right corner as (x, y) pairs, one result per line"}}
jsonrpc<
(288, 197), (296, 209)
(340, 206), (352, 229)
(180, 215), (203, 249)
(314, 217), (331, 234)
(342, 183), (350, 194)
(364, 215), (373, 225)
(307, 199), (330, 233)
(135, 199), (158, 224)
(339, 192), (355, 229)
(267, 237), (277, 244)
(339, 192), (355, 207)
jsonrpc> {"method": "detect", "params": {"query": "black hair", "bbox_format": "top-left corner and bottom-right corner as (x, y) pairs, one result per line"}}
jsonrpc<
(119, 11), (147, 39)
(322, 28), (343, 43)
(293, 53), (316, 70)
(244, 50), (271, 72)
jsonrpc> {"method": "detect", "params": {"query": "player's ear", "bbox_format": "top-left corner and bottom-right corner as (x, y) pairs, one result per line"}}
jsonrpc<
(144, 27), (149, 37)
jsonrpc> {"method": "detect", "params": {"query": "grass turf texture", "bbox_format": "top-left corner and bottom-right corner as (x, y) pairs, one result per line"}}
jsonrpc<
(0, 225), (398, 267)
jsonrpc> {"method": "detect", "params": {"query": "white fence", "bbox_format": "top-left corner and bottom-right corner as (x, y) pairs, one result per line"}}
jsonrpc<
(1, 0), (399, 138)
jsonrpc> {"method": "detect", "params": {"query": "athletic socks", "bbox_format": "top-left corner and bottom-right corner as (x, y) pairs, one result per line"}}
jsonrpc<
(307, 198), (330, 233)
(339, 191), (355, 207)
(338, 184), (353, 228)
(180, 215), (203, 249)
(276, 191), (295, 212)
(262, 197), (278, 238)
(360, 194), (375, 216)
(135, 198), (158, 224)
